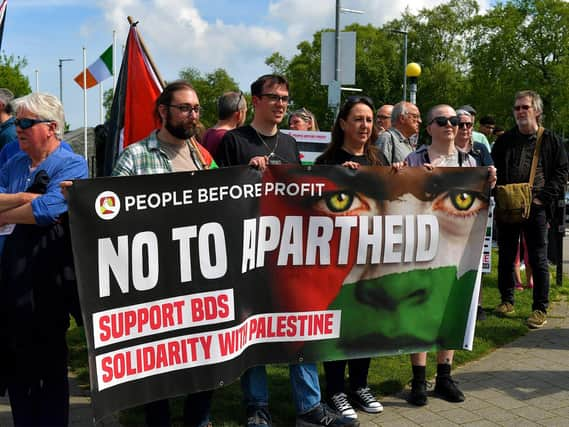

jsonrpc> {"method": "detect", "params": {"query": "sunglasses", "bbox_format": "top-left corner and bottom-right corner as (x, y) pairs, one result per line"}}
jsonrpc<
(235, 91), (244, 110)
(429, 116), (459, 127)
(15, 118), (53, 129)
(513, 105), (531, 111)
(259, 93), (290, 103)
(346, 95), (374, 109)
(458, 122), (473, 129)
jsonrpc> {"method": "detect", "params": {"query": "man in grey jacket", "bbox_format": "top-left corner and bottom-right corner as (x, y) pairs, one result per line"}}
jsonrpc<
(375, 101), (421, 164)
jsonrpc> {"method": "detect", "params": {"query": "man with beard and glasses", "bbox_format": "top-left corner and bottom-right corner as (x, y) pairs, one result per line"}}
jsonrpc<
(111, 80), (216, 427)
(217, 74), (358, 427)
(112, 80), (216, 177)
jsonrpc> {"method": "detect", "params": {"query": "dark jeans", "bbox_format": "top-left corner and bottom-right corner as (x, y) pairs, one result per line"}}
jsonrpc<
(323, 358), (371, 397)
(8, 365), (69, 426)
(497, 204), (549, 312)
(144, 390), (213, 427)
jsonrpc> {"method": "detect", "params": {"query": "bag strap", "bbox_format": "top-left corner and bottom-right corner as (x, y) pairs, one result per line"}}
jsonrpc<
(528, 126), (544, 186)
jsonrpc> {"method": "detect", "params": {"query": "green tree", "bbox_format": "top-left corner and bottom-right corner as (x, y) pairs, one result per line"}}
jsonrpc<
(268, 24), (401, 130)
(179, 67), (241, 127)
(0, 54), (31, 97)
(469, 0), (569, 133)
(103, 88), (114, 122)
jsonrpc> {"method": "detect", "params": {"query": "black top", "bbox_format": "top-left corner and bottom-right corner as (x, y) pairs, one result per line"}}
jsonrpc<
(492, 126), (568, 208)
(315, 148), (373, 166)
(217, 125), (301, 166)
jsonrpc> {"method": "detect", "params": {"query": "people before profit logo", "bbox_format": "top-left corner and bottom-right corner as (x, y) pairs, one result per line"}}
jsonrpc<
(96, 191), (121, 220)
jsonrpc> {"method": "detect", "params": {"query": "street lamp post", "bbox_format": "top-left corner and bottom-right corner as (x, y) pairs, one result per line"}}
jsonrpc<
(391, 29), (408, 101)
(332, 0), (364, 116)
(58, 58), (74, 105)
(406, 62), (422, 105)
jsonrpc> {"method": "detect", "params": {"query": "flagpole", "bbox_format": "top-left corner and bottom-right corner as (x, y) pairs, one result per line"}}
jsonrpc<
(127, 16), (165, 87)
(82, 47), (88, 161)
(112, 30), (116, 90)
(99, 82), (104, 124)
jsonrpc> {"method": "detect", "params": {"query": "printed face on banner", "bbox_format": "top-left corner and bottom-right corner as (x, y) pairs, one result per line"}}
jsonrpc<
(259, 165), (489, 357)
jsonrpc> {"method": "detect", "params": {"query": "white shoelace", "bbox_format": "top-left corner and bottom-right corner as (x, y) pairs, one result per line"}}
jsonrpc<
(330, 392), (354, 413)
(355, 387), (381, 407)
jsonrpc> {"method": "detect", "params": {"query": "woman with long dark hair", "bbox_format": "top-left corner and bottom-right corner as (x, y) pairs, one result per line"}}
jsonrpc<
(315, 96), (386, 419)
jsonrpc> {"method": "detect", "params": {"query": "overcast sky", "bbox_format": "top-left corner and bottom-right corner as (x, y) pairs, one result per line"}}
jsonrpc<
(3, 0), (490, 130)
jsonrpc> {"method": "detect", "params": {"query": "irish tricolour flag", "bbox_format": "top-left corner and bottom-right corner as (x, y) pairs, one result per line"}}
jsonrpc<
(74, 45), (113, 89)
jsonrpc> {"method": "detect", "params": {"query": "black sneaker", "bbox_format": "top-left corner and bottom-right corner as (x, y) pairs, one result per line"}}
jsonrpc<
(434, 377), (465, 403)
(247, 405), (272, 427)
(350, 387), (383, 413)
(407, 379), (428, 406)
(296, 403), (360, 427)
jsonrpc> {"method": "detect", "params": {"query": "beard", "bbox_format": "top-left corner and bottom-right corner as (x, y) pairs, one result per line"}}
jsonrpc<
(165, 111), (197, 140)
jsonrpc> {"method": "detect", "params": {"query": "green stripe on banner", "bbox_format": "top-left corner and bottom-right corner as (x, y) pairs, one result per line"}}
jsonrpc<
(305, 266), (477, 360)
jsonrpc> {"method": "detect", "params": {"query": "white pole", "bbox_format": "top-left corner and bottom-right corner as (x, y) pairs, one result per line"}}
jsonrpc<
(82, 47), (88, 160)
(34, 70), (39, 92)
(113, 30), (117, 90)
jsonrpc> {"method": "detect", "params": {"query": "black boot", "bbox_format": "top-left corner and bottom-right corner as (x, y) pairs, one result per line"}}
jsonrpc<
(407, 365), (428, 406)
(434, 363), (465, 402)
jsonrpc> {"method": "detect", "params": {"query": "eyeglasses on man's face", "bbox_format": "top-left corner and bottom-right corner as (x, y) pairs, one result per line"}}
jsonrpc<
(259, 93), (290, 103)
(168, 104), (202, 114)
(458, 122), (473, 129)
(377, 115), (390, 120)
(429, 116), (459, 127)
(15, 118), (53, 129)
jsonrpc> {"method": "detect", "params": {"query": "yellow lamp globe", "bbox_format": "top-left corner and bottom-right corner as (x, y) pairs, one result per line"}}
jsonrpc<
(406, 63), (422, 78)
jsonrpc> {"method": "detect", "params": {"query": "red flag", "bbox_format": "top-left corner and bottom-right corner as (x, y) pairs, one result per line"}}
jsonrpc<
(103, 23), (163, 175)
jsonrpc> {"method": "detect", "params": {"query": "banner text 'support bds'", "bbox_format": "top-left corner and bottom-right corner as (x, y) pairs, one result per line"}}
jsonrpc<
(68, 165), (490, 420)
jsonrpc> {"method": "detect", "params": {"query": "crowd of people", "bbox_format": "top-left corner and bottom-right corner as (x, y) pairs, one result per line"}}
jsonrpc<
(0, 74), (566, 427)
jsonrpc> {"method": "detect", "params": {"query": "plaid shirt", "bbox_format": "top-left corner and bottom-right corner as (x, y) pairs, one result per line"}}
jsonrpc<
(112, 130), (217, 176)
(112, 131), (172, 176)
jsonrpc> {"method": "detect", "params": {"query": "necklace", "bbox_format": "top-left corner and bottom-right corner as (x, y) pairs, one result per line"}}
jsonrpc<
(253, 127), (279, 159)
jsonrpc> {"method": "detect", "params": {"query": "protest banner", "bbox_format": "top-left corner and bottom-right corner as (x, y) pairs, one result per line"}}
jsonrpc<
(68, 164), (490, 420)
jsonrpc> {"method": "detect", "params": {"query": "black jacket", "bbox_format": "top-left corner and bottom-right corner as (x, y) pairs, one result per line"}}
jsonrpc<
(492, 126), (568, 214)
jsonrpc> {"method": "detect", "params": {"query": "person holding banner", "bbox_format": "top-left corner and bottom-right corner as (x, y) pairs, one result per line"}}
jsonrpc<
(0, 92), (88, 426)
(404, 104), (496, 407)
(218, 74), (358, 427)
(112, 80), (216, 427)
(315, 96), (386, 419)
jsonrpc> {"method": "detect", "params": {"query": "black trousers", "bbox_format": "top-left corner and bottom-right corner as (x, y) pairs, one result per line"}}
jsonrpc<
(7, 336), (69, 427)
(323, 358), (371, 397)
(144, 390), (213, 427)
(497, 204), (550, 312)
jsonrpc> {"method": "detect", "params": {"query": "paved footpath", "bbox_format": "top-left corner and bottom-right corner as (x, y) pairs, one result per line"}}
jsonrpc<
(1, 298), (568, 427)
(359, 297), (569, 426)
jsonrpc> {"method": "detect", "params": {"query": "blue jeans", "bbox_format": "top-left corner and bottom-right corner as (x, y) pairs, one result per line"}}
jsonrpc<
(241, 363), (321, 414)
